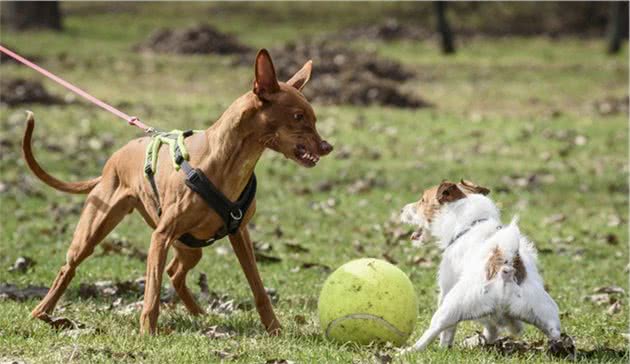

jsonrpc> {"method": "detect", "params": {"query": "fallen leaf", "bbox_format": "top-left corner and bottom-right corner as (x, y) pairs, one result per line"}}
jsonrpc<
(409, 256), (434, 268)
(604, 233), (619, 245)
(204, 325), (235, 339)
(8, 256), (36, 273)
(542, 214), (566, 226)
(594, 285), (625, 295)
(39, 313), (83, 331)
(284, 242), (309, 253)
(382, 252), (398, 265)
(607, 301), (622, 315)
(255, 252), (282, 263)
(583, 293), (615, 305)
(296, 262), (331, 272)
(213, 350), (238, 360)
(254, 241), (273, 253)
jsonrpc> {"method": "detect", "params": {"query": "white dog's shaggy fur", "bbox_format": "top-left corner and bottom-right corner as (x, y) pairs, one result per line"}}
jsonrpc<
(399, 180), (561, 353)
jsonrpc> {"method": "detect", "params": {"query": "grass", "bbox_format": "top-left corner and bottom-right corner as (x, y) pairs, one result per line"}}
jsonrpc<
(0, 2), (628, 363)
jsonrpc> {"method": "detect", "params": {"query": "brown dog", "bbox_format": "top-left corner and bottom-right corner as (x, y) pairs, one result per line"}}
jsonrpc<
(22, 49), (333, 335)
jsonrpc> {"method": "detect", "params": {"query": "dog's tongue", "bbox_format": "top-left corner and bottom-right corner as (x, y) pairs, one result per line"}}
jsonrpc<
(410, 227), (424, 241)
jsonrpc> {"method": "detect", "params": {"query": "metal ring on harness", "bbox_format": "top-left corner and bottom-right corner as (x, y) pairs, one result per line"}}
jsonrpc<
(230, 209), (243, 221)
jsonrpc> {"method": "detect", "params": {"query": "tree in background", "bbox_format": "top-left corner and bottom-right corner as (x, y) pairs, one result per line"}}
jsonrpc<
(1, 1), (63, 31)
(607, 1), (628, 54)
(434, 1), (455, 55)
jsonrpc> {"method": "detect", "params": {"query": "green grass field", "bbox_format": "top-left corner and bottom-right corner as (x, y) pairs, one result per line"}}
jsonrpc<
(0, 3), (628, 363)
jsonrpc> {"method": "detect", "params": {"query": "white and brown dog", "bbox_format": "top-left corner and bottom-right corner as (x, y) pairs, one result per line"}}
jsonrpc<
(399, 180), (562, 353)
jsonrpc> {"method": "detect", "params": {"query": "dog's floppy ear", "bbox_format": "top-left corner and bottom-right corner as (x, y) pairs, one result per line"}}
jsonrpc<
(459, 179), (491, 195)
(253, 49), (280, 97)
(286, 60), (312, 92)
(437, 181), (467, 204)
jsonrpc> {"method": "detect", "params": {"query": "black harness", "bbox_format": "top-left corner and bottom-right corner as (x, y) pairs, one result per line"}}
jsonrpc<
(144, 130), (256, 248)
(447, 218), (503, 247)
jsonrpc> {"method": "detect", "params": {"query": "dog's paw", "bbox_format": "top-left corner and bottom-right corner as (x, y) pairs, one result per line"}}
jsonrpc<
(396, 346), (416, 357)
(548, 334), (576, 360)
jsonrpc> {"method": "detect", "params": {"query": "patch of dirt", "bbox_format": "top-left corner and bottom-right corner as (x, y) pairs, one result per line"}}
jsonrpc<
(135, 24), (251, 55)
(337, 18), (428, 42)
(0, 78), (64, 106)
(0, 283), (48, 301)
(238, 39), (430, 108)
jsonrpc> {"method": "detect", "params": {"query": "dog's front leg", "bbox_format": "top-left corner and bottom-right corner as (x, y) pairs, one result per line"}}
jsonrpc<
(140, 229), (173, 334)
(437, 286), (457, 347)
(229, 227), (281, 335)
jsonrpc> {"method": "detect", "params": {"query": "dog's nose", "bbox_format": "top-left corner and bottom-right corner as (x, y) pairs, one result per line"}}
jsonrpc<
(319, 140), (333, 155)
(501, 266), (514, 275)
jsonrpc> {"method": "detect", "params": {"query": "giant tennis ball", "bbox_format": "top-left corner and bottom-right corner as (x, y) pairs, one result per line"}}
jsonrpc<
(318, 258), (418, 346)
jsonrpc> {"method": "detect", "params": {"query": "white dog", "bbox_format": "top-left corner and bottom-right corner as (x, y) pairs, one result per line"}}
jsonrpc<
(399, 179), (561, 353)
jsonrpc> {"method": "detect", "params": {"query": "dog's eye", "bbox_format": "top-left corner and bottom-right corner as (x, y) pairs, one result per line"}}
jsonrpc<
(293, 113), (304, 121)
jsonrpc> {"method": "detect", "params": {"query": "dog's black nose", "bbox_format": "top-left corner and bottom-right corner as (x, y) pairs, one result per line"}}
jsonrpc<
(319, 140), (333, 155)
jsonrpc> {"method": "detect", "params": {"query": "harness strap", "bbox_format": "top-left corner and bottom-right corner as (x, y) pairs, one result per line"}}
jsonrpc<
(181, 159), (256, 236)
(447, 218), (502, 247)
(143, 129), (257, 249)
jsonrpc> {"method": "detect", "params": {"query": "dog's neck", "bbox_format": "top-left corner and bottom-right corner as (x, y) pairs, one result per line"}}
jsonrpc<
(198, 92), (266, 201)
(431, 194), (501, 249)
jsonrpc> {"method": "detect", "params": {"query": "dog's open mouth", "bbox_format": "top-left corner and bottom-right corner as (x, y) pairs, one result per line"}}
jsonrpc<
(410, 227), (424, 242)
(294, 144), (320, 167)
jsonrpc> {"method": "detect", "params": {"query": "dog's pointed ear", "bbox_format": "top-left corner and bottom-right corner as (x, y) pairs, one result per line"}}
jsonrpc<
(459, 179), (491, 195)
(437, 181), (467, 204)
(286, 60), (312, 92)
(253, 49), (280, 98)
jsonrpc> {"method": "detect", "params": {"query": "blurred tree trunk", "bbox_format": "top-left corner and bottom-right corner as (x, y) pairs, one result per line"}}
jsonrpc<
(434, 1), (455, 54)
(2, 1), (62, 31)
(606, 1), (628, 54)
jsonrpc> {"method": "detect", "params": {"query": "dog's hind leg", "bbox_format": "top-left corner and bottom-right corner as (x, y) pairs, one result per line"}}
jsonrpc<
(31, 180), (133, 321)
(166, 245), (204, 315)
(514, 286), (561, 341)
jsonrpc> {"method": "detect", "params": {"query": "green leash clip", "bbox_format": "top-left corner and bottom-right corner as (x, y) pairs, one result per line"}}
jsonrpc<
(143, 129), (201, 216)
(144, 129), (202, 176)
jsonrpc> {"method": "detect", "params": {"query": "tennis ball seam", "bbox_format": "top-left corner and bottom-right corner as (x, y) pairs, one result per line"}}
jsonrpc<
(325, 313), (406, 340)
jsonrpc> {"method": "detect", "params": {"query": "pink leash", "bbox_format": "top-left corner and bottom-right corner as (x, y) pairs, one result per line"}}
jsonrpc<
(0, 44), (154, 133)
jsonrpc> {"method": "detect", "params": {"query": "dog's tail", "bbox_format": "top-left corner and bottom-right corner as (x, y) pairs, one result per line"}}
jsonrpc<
(22, 112), (102, 194)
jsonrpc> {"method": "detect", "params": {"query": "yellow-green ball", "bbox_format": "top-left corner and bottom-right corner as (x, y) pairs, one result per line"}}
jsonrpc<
(318, 258), (418, 346)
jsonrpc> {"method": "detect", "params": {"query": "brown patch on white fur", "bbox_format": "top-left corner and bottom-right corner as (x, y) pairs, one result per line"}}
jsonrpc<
(485, 247), (527, 285)
(486, 247), (504, 281)
(413, 180), (490, 224)
(513, 253), (527, 285)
